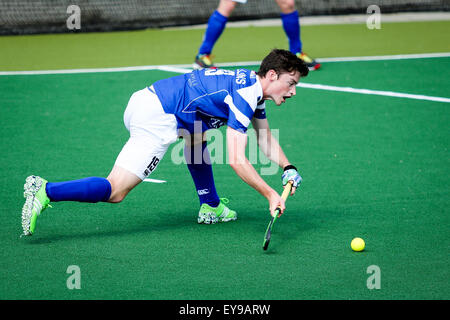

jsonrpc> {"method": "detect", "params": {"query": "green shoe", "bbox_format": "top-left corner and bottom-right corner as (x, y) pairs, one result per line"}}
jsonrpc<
(21, 175), (52, 236)
(197, 198), (237, 224)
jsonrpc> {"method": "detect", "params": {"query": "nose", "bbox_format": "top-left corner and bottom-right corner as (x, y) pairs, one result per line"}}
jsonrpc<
(290, 86), (296, 96)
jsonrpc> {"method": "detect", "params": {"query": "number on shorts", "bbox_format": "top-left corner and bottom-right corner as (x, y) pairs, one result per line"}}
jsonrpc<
(143, 156), (160, 176)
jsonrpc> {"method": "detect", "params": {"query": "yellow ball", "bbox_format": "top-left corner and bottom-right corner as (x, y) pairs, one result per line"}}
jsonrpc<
(351, 237), (365, 252)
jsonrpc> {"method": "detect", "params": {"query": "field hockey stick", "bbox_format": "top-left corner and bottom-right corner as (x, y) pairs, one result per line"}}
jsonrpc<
(263, 180), (293, 251)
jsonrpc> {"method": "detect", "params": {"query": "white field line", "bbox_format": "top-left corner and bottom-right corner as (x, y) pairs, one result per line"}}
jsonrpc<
(143, 178), (167, 183)
(195, 59), (450, 103)
(297, 83), (450, 103)
(317, 52), (450, 63)
(1, 53), (449, 103)
(213, 52), (450, 66)
(0, 64), (193, 76)
(2, 52), (449, 76)
(0, 65), (161, 75)
(155, 65), (193, 74)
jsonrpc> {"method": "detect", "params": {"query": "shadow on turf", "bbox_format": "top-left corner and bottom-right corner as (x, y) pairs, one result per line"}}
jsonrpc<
(248, 209), (324, 253)
(23, 209), (201, 244)
(23, 208), (324, 250)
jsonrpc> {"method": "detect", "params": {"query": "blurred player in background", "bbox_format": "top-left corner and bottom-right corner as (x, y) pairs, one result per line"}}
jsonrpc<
(194, 0), (321, 71)
(21, 49), (306, 236)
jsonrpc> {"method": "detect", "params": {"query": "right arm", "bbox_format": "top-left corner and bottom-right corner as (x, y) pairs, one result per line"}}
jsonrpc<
(227, 126), (285, 217)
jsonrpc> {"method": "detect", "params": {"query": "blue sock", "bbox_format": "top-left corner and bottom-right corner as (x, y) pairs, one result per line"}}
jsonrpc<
(185, 142), (220, 207)
(281, 10), (302, 54)
(46, 177), (112, 203)
(198, 10), (228, 55)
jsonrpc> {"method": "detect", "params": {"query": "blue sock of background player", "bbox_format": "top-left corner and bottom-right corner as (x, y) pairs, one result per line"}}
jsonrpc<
(280, 10), (302, 54)
(184, 142), (220, 208)
(198, 10), (228, 57)
(198, 10), (302, 54)
(198, 9), (301, 55)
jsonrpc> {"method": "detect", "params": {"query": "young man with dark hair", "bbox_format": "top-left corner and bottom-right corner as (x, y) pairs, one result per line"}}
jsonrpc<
(21, 49), (308, 236)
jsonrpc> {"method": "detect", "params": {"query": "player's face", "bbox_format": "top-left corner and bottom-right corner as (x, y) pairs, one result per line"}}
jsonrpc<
(266, 70), (300, 106)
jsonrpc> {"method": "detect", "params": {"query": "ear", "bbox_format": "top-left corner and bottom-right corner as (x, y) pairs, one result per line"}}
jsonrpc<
(267, 69), (278, 81)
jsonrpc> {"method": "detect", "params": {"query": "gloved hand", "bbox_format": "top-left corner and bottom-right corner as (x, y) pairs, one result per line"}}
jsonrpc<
(282, 165), (302, 195)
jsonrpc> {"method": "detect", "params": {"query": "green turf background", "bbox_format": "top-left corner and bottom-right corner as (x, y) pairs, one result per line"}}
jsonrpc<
(0, 21), (449, 70)
(0, 21), (449, 300)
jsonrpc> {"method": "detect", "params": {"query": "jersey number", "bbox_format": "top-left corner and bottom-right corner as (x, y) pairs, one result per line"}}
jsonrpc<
(204, 69), (235, 76)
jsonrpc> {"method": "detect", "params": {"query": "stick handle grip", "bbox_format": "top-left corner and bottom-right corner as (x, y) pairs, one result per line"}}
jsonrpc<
(281, 180), (294, 200)
(273, 181), (294, 217)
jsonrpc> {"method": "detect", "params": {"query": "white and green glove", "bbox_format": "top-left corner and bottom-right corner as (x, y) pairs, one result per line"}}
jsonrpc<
(282, 165), (302, 188)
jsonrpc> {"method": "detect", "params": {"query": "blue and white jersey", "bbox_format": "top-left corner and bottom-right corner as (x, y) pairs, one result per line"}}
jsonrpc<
(152, 68), (266, 134)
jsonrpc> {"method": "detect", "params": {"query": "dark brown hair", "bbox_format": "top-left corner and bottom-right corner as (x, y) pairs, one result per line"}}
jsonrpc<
(257, 49), (309, 78)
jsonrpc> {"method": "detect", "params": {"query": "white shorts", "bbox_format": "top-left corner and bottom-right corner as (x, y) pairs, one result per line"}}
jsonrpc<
(114, 87), (178, 180)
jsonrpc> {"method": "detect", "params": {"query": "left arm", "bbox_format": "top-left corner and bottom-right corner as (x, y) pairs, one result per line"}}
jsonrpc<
(251, 117), (290, 169)
(251, 117), (301, 195)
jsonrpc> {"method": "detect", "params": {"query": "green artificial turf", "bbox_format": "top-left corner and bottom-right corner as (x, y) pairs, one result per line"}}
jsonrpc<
(0, 20), (449, 300)
(0, 20), (449, 71)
